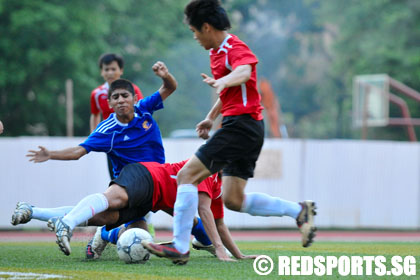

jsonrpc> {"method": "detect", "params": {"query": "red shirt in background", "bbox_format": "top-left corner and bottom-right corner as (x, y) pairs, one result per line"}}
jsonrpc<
(90, 82), (143, 120)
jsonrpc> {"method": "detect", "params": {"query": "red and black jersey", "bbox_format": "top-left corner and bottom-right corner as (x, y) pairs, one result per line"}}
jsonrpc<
(209, 34), (264, 120)
(141, 160), (223, 219)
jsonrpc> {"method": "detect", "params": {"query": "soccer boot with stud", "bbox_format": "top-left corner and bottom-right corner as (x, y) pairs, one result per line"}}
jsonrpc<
(296, 200), (317, 248)
(86, 226), (109, 259)
(192, 238), (216, 256)
(47, 217), (73, 256)
(11, 202), (33, 225)
(141, 240), (189, 265)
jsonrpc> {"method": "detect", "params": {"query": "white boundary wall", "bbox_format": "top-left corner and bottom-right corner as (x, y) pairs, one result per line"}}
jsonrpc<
(0, 137), (419, 229)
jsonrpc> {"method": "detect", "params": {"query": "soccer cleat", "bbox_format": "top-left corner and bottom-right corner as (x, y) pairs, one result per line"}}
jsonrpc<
(11, 202), (33, 225)
(296, 200), (317, 248)
(192, 238), (232, 257)
(86, 239), (95, 259)
(86, 227), (109, 260)
(47, 217), (73, 256)
(141, 241), (189, 265)
(192, 238), (216, 256)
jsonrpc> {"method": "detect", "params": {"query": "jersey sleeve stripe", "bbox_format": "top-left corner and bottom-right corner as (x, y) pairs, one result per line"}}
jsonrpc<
(241, 83), (247, 107)
(225, 55), (232, 70)
(96, 118), (117, 133)
(98, 122), (118, 133)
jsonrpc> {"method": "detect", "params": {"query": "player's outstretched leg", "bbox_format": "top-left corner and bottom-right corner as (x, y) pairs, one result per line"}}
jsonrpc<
(141, 241), (189, 265)
(11, 202), (33, 225)
(86, 226), (109, 259)
(296, 200), (317, 247)
(47, 217), (73, 256)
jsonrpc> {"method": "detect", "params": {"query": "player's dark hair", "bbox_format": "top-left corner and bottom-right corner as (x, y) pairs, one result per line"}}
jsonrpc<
(108, 79), (135, 98)
(98, 53), (124, 69)
(184, 0), (231, 31)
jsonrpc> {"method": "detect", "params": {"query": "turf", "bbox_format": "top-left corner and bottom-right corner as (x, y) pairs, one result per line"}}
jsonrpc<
(0, 241), (419, 279)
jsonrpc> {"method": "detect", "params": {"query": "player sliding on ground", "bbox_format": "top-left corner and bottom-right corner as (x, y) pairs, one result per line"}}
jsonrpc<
(15, 62), (208, 256)
(142, 0), (317, 265)
(11, 160), (257, 261)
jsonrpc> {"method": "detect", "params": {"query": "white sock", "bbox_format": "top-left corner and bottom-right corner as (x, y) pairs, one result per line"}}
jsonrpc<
(241, 192), (301, 219)
(33, 206), (74, 222)
(173, 184), (198, 254)
(62, 193), (109, 230)
(32, 206), (88, 226)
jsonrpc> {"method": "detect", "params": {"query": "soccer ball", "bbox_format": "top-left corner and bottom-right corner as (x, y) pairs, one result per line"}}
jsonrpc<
(116, 228), (153, 264)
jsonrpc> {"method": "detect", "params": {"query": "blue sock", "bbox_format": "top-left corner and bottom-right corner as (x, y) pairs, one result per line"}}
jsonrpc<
(124, 217), (146, 228)
(101, 218), (147, 245)
(191, 217), (212, 246)
(101, 226), (120, 245)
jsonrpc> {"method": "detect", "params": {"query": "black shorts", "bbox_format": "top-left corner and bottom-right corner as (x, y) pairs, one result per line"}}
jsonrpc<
(195, 114), (264, 180)
(107, 163), (154, 229)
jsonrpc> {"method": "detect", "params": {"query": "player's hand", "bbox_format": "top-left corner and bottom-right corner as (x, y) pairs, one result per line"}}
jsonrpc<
(196, 118), (213, 139)
(152, 61), (169, 79)
(215, 247), (236, 262)
(237, 254), (259, 260)
(201, 73), (226, 94)
(27, 146), (50, 163)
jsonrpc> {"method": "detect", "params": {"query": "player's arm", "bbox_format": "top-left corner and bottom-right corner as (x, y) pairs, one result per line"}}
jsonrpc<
(196, 98), (222, 139)
(89, 113), (101, 133)
(27, 146), (87, 163)
(198, 192), (235, 262)
(215, 218), (258, 260)
(152, 61), (177, 101)
(0, 120), (3, 134)
(201, 64), (252, 94)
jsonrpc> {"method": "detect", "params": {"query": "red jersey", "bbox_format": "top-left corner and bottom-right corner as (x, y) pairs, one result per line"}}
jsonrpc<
(209, 34), (264, 120)
(90, 82), (143, 120)
(141, 160), (224, 219)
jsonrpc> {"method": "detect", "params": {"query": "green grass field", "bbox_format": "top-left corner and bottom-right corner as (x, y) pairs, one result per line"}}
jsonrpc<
(0, 241), (419, 279)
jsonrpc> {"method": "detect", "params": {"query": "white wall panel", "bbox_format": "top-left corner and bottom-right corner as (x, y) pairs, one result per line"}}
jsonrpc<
(0, 137), (419, 229)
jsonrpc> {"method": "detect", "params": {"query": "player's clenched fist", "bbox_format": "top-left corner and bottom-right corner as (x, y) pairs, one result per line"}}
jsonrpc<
(152, 61), (169, 79)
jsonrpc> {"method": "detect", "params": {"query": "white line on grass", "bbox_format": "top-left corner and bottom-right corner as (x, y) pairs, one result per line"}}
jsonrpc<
(0, 271), (71, 279)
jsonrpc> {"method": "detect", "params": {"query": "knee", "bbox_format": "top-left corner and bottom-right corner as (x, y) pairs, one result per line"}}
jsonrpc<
(176, 169), (189, 185)
(177, 168), (200, 185)
(104, 185), (129, 209)
(177, 160), (209, 186)
(223, 195), (242, 212)
(107, 196), (127, 209)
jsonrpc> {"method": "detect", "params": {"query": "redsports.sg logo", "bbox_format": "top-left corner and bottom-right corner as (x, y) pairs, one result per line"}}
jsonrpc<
(253, 255), (416, 277)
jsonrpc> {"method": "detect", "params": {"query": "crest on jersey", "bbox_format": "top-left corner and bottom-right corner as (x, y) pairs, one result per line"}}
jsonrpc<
(142, 120), (152, 131)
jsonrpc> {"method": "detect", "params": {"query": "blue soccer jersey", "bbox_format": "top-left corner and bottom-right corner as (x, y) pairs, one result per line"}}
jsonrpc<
(80, 91), (165, 177)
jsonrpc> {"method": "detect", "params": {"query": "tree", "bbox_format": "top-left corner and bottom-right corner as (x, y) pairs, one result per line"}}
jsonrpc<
(0, 0), (188, 136)
(313, 0), (420, 140)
